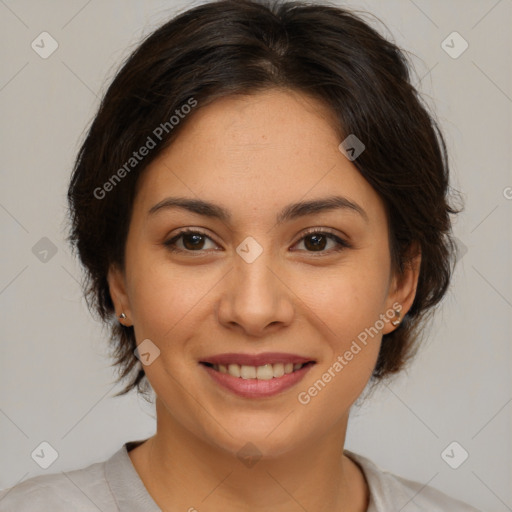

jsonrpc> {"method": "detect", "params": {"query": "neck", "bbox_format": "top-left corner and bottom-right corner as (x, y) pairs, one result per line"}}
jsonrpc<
(129, 398), (369, 512)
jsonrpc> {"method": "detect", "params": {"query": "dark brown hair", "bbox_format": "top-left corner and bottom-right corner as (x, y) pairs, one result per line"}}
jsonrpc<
(67, 0), (459, 399)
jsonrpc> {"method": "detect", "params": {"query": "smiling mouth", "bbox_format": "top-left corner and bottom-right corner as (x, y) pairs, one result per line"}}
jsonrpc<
(200, 361), (316, 380)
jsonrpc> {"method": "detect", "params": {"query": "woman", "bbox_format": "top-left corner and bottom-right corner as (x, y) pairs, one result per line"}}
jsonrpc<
(0, 0), (481, 510)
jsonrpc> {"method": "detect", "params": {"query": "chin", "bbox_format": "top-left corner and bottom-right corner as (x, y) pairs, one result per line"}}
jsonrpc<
(196, 410), (312, 461)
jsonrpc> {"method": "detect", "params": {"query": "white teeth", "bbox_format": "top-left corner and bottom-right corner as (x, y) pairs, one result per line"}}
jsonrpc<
(273, 363), (285, 378)
(240, 365), (257, 379)
(256, 364), (274, 380)
(212, 362), (307, 379)
(228, 364), (241, 378)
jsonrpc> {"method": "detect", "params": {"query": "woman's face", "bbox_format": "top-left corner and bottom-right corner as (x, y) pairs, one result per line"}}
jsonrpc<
(109, 89), (418, 457)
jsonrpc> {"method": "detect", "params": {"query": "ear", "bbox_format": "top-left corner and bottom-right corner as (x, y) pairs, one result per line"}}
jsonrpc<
(382, 242), (421, 335)
(107, 264), (133, 326)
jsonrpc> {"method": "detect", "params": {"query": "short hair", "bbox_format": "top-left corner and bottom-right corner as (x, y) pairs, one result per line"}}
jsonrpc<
(67, 0), (459, 399)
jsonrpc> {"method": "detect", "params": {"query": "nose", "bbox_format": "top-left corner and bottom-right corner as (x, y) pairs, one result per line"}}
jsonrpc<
(216, 252), (295, 337)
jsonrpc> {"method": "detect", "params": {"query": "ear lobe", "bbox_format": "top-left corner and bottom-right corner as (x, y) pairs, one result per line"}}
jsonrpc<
(382, 243), (421, 335)
(107, 264), (132, 323)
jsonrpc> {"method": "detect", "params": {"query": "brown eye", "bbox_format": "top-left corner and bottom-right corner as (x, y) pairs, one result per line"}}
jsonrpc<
(181, 232), (206, 250)
(294, 230), (351, 254)
(164, 229), (218, 253)
(304, 233), (328, 251)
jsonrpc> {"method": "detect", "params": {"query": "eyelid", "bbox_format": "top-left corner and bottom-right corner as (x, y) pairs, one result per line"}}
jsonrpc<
(297, 226), (350, 243)
(164, 226), (351, 254)
(291, 227), (352, 252)
(164, 227), (220, 252)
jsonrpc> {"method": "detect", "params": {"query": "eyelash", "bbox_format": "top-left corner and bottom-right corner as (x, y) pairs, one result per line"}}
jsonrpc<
(163, 228), (351, 255)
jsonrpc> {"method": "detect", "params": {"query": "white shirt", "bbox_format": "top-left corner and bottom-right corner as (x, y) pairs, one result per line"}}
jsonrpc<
(0, 439), (482, 511)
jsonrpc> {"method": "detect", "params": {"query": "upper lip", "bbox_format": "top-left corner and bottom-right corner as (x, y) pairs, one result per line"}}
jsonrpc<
(200, 352), (316, 366)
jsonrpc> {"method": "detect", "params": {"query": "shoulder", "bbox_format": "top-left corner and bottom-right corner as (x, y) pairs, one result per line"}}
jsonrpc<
(345, 450), (482, 512)
(0, 457), (116, 512)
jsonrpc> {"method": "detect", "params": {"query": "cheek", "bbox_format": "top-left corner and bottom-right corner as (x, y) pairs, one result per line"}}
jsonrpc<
(126, 249), (224, 367)
(298, 259), (391, 339)
(127, 263), (207, 394)
(294, 276), (385, 422)
(129, 266), (204, 336)
(292, 260), (389, 396)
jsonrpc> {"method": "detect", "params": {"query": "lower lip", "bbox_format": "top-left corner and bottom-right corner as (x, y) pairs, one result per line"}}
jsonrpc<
(201, 363), (315, 398)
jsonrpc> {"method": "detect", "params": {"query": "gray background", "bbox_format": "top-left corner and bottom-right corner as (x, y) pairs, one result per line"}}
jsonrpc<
(0, 0), (510, 510)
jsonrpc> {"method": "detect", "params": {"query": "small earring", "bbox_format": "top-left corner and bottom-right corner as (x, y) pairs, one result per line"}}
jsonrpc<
(391, 309), (401, 326)
(119, 313), (127, 320)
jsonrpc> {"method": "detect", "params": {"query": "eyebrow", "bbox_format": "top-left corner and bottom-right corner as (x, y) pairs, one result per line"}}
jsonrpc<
(148, 195), (368, 224)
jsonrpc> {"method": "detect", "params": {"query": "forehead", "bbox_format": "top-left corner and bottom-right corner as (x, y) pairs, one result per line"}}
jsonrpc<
(190, 89), (341, 144)
(133, 89), (385, 224)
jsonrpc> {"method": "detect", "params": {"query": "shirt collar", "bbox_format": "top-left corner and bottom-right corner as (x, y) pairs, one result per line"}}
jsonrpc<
(106, 441), (395, 512)
(105, 439), (161, 511)
(344, 449), (411, 511)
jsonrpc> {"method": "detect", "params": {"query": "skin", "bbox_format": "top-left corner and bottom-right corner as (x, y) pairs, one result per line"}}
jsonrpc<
(108, 88), (421, 512)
